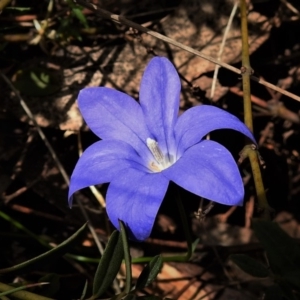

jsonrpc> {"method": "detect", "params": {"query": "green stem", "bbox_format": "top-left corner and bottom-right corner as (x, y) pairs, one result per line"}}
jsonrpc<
(119, 221), (132, 294)
(0, 282), (53, 300)
(239, 0), (270, 219)
(240, 0), (253, 132)
(248, 149), (271, 218)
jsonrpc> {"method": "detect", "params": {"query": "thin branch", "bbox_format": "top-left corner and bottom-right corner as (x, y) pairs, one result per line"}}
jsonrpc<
(239, 0), (270, 218)
(240, 0), (253, 132)
(3, 187), (28, 202)
(280, 0), (300, 16)
(73, 0), (300, 103)
(211, 1), (239, 99)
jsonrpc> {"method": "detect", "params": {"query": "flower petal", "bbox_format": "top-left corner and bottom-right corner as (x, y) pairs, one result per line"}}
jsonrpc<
(175, 105), (256, 157)
(163, 140), (245, 206)
(139, 57), (180, 156)
(68, 140), (147, 206)
(78, 87), (152, 160)
(106, 168), (169, 241)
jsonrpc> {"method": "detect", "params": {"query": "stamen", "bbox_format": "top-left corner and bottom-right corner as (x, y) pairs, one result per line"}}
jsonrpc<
(146, 138), (164, 164)
(149, 162), (162, 172)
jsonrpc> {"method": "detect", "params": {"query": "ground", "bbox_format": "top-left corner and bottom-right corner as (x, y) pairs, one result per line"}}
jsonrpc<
(1, 0), (300, 299)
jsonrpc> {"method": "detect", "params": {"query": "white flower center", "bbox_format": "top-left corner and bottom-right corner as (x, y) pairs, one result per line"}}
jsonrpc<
(146, 138), (173, 172)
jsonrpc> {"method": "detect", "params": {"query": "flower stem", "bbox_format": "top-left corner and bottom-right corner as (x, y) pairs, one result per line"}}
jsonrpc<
(239, 0), (270, 219)
(248, 150), (270, 219)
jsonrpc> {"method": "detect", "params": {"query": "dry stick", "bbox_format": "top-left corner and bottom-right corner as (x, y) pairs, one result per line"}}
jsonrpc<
(0, 72), (105, 256)
(210, 0), (238, 99)
(280, 0), (300, 16)
(73, 0), (300, 103)
(74, 0), (238, 73)
(239, 0), (270, 219)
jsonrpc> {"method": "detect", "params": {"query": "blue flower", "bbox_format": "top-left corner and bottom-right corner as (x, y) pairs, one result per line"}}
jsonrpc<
(69, 57), (255, 241)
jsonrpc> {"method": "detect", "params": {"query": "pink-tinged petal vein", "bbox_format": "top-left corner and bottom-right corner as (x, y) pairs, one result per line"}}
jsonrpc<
(78, 87), (152, 160)
(175, 105), (256, 157)
(139, 57), (180, 156)
(68, 140), (147, 206)
(163, 140), (245, 206)
(106, 168), (169, 241)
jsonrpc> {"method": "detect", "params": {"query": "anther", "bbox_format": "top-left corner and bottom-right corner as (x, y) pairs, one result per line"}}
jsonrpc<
(146, 138), (164, 164)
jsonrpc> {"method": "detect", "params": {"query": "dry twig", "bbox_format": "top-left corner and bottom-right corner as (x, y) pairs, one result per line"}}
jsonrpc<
(211, 1), (239, 100)
(74, 0), (300, 103)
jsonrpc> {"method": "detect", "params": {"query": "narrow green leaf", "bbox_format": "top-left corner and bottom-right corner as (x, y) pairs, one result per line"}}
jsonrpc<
(0, 210), (47, 246)
(80, 280), (88, 300)
(5, 6), (31, 11)
(191, 238), (200, 253)
(30, 71), (49, 88)
(72, 7), (89, 28)
(65, 0), (88, 28)
(0, 223), (87, 274)
(135, 255), (163, 290)
(0, 282), (49, 298)
(119, 220), (132, 294)
(252, 220), (300, 289)
(92, 230), (124, 298)
(230, 254), (269, 278)
(13, 67), (62, 96)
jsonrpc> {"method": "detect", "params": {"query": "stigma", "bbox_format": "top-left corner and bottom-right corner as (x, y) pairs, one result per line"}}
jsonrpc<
(146, 138), (173, 172)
